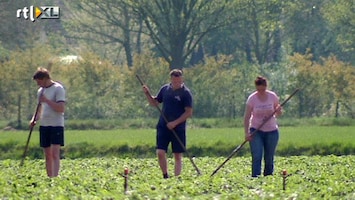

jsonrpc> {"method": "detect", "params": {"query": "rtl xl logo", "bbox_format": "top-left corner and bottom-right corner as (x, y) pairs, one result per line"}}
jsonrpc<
(17, 6), (60, 22)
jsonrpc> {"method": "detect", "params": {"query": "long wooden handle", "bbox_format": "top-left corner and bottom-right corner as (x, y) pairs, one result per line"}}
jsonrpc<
(211, 88), (300, 177)
(20, 89), (43, 166)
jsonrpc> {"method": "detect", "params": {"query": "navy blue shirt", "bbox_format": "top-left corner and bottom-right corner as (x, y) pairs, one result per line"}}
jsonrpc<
(155, 83), (193, 129)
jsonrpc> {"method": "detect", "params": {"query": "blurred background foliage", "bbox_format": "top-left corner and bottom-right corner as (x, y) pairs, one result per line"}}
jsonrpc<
(0, 0), (354, 129)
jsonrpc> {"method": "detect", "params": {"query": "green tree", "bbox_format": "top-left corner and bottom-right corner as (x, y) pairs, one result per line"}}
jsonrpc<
(186, 56), (258, 118)
(0, 44), (57, 125)
(56, 52), (127, 119)
(64, 0), (141, 66)
(321, 56), (355, 117)
(0, 0), (66, 52)
(283, 0), (339, 62)
(129, 53), (171, 119)
(238, 0), (284, 64)
(322, 0), (355, 64)
(288, 52), (355, 118)
(0, 0), (38, 50)
(288, 53), (325, 117)
(130, 0), (234, 69)
(201, 0), (285, 65)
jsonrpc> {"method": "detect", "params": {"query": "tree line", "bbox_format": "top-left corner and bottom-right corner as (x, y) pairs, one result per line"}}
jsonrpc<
(0, 46), (354, 124)
(1, 0), (355, 67)
(0, 0), (354, 124)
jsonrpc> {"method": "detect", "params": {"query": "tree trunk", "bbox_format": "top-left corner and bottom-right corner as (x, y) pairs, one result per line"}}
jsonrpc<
(335, 100), (339, 118)
(17, 94), (22, 129)
(169, 35), (185, 69)
(123, 4), (133, 67)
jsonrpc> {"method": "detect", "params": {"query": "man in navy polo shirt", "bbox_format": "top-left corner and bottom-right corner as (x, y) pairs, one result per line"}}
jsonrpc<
(142, 69), (193, 179)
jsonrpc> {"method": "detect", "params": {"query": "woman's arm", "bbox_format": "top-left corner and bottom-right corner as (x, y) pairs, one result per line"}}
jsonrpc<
(244, 104), (253, 141)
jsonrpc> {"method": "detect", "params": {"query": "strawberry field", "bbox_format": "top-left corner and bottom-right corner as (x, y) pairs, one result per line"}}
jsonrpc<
(1, 155), (354, 199)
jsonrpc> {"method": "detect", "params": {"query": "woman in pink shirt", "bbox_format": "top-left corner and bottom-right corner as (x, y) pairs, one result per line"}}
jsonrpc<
(244, 76), (282, 177)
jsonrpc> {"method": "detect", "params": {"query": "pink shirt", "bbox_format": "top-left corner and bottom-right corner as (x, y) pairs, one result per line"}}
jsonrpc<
(246, 90), (279, 132)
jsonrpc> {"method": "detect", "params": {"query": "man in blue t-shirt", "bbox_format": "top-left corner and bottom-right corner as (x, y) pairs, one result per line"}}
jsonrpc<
(142, 69), (193, 179)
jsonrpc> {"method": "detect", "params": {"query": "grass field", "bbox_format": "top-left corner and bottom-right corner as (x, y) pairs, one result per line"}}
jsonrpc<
(0, 126), (354, 159)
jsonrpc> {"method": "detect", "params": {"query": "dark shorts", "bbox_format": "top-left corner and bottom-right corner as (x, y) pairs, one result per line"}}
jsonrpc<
(40, 126), (64, 148)
(156, 125), (186, 153)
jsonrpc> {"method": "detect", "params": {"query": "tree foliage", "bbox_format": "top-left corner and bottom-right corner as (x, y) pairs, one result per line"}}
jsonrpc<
(129, 0), (235, 69)
(233, 0), (284, 64)
(64, 0), (140, 66)
(0, 44), (58, 127)
(322, 0), (355, 64)
(289, 53), (355, 117)
(0, 0), (355, 124)
(1, 47), (354, 124)
(1, 0), (355, 65)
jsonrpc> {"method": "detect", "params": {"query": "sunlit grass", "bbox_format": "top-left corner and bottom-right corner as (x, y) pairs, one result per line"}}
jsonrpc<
(2, 126), (353, 146)
(0, 126), (353, 159)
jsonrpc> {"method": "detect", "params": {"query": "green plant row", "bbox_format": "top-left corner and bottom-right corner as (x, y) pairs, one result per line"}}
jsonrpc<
(1, 156), (354, 199)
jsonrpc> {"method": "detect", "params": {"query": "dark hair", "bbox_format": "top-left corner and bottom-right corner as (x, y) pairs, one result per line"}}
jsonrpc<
(254, 76), (267, 86)
(169, 69), (183, 77)
(33, 67), (51, 80)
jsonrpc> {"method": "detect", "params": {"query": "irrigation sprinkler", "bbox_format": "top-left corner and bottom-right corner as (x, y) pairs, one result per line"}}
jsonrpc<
(124, 168), (129, 194)
(281, 169), (292, 190)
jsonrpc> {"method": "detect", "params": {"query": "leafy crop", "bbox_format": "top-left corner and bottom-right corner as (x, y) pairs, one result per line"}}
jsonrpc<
(1, 155), (354, 199)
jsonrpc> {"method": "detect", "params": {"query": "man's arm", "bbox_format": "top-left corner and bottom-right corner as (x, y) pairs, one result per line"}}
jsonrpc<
(30, 104), (42, 127)
(142, 85), (159, 106)
(40, 93), (65, 113)
(167, 107), (193, 130)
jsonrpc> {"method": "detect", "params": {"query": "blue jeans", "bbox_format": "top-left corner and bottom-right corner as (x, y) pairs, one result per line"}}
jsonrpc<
(249, 128), (279, 177)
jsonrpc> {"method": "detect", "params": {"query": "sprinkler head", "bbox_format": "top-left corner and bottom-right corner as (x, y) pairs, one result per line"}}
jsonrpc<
(282, 169), (287, 176)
